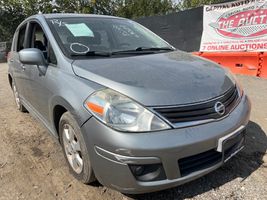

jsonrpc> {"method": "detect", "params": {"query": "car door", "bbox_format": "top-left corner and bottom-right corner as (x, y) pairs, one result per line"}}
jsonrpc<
(10, 23), (30, 101)
(23, 20), (58, 124)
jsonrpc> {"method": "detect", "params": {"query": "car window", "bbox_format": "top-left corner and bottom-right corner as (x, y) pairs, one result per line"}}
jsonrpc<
(48, 19), (112, 55)
(47, 17), (172, 58)
(111, 24), (156, 50)
(29, 22), (57, 65)
(17, 25), (27, 51)
(47, 43), (57, 64)
(31, 23), (48, 55)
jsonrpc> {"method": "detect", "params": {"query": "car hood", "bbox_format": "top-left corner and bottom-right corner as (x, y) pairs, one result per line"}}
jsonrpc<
(72, 51), (234, 106)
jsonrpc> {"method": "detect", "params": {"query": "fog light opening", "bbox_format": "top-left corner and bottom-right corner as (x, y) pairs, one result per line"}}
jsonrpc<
(129, 164), (166, 182)
(132, 166), (145, 176)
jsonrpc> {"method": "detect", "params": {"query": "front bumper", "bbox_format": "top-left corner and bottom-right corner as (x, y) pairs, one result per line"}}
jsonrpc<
(81, 94), (251, 194)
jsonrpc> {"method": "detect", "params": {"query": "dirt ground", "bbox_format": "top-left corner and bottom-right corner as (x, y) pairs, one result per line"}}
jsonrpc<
(0, 63), (266, 200)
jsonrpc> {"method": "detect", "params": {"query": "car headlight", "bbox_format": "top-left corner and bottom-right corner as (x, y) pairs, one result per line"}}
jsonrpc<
(84, 89), (170, 132)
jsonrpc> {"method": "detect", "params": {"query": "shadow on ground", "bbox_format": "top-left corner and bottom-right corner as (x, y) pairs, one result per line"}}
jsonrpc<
(127, 121), (267, 200)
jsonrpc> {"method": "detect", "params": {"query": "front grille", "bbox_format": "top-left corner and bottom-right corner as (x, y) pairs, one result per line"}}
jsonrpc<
(178, 149), (222, 177)
(154, 86), (239, 125)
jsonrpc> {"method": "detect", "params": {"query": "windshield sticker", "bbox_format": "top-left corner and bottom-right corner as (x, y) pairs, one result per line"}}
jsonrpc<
(65, 23), (94, 37)
(70, 43), (90, 54)
(50, 19), (66, 27)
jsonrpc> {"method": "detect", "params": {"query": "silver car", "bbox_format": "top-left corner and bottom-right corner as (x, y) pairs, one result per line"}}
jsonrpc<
(8, 14), (251, 194)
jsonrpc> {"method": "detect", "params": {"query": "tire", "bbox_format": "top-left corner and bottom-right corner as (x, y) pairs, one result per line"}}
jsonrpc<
(12, 81), (27, 112)
(59, 111), (95, 184)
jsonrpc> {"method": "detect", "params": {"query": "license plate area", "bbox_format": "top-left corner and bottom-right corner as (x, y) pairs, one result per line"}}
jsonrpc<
(217, 126), (245, 163)
(223, 131), (245, 162)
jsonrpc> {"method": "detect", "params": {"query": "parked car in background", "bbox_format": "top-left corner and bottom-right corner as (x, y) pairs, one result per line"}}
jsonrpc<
(8, 14), (251, 194)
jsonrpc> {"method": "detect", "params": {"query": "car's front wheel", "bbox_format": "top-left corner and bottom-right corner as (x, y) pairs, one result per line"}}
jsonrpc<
(12, 81), (27, 112)
(59, 111), (95, 184)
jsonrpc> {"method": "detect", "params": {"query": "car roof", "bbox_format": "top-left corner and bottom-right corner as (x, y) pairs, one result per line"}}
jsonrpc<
(40, 13), (124, 20)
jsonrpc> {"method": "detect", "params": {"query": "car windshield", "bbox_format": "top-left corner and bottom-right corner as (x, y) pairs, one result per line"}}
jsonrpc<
(46, 17), (174, 58)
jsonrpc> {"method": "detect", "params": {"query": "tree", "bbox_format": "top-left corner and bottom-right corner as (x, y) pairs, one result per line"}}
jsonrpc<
(180, 0), (231, 10)
(114, 0), (174, 19)
(94, 0), (117, 15)
(21, 0), (54, 15)
(0, 0), (26, 41)
(0, 0), (63, 41)
(55, 0), (92, 13)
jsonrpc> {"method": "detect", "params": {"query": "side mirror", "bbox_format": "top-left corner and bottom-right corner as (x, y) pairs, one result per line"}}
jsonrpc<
(19, 48), (47, 66)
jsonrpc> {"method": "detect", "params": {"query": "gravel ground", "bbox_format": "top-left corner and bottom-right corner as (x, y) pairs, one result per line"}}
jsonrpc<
(0, 63), (266, 200)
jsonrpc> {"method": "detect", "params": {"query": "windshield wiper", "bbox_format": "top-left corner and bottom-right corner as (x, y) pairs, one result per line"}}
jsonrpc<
(70, 51), (111, 57)
(111, 47), (175, 55)
(135, 47), (175, 51)
(70, 47), (175, 57)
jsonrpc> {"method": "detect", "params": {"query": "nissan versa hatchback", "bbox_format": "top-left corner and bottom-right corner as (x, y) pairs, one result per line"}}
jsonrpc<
(8, 14), (251, 194)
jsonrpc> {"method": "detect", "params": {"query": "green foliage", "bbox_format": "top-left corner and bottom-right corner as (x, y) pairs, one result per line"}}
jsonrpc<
(55, 0), (93, 13)
(22, 0), (54, 15)
(94, 0), (117, 15)
(0, 0), (26, 41)
(180, 0), (228, 10)
(114, 0), (174, 19)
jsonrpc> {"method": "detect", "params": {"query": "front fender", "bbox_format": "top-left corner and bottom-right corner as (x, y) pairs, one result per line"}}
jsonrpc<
(48, 76), (104, 133)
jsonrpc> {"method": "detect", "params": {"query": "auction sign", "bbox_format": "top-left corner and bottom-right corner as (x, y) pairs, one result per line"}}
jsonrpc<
(200, 0), (267, 52)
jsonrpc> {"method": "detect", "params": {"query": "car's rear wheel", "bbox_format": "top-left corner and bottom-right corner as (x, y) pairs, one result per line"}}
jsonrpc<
(59, 111), (95, 183)
(12, 81), (27, 112)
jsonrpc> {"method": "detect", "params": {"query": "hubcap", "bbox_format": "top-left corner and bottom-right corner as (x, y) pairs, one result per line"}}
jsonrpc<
(62, 124), (83, 174)
(13, 84), (20, 109)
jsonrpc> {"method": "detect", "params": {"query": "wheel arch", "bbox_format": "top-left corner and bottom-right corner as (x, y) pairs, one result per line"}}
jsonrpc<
(50, 96), (91, 137)
(8, 73), (13, 88)
(53, 104), (67, 136)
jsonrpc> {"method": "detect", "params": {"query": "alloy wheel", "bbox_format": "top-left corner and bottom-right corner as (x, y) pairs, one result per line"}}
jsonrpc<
(62, 124), (83, 174)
